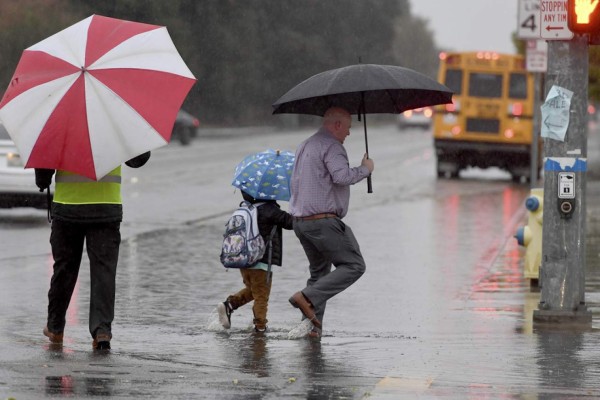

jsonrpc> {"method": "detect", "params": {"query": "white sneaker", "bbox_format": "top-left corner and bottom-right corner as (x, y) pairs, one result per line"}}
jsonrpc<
(287, 319), (313, 339)
(217, 301), (233, 329)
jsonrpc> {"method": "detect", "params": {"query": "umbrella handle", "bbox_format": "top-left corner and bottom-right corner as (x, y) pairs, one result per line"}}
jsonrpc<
(360, 101), (373, 194)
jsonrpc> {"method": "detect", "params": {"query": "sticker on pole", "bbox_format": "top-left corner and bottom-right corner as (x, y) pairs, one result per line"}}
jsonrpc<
(541, 85), (573, 142)
(558, 172), (575, 199)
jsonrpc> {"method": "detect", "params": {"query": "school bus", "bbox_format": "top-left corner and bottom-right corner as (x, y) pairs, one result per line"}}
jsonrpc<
(432, 51), (539, 182)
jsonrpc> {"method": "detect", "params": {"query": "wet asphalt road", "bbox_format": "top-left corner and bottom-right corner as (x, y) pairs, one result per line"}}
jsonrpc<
(2, 123), (600, 399)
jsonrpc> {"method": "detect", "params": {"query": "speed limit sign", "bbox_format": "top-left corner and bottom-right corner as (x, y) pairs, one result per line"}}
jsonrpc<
(518, 0), (540, 39)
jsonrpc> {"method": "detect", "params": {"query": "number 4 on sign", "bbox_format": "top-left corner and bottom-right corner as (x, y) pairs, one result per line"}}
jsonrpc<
(522, 14), (537, 32)
(518, 0), (541, 39)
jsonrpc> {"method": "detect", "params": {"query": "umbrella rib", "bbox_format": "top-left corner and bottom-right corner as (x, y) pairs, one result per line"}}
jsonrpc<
(385, 89), (402, 113)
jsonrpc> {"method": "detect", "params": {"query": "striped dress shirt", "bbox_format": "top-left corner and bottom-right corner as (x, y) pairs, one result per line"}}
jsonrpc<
(289, 127), (370, 219)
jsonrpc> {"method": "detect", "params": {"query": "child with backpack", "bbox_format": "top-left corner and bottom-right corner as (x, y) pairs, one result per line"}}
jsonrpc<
(218, 190), (294, 333)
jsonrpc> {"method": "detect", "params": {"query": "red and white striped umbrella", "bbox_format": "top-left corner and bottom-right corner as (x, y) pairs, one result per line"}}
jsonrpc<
(0, 15), (196, 180)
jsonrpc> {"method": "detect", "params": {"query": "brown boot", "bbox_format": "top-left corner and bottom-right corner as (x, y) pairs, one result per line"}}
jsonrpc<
(308, 327), (321, 340)
(43, 326), (64, 344)
(92, 333), (112, 350)
(289, 291), (322, 329)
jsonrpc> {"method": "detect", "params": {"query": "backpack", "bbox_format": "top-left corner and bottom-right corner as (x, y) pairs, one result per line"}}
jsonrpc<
(220, 201), (266, 268)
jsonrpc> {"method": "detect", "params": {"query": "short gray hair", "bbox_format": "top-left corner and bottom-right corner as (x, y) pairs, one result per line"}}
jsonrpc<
(323, 107), (351, 124)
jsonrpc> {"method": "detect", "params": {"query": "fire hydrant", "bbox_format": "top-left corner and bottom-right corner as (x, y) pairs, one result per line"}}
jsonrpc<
(514, 188), (543, 287)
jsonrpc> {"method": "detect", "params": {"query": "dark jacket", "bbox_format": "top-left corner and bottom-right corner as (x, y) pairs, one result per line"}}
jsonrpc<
(34, 152), (151, 223)
(241, 192), (294, 266)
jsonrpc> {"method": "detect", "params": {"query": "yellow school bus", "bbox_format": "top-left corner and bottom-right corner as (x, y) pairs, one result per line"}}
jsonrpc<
(432, 51), (539, 182)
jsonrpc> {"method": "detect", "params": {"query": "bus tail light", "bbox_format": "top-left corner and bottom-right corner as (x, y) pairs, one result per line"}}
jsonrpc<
(451, 126), (461, 136)
(588, 103), (596, 115)
(446, 100), (460, 113)
(509, 102), (523, 117)
(504, 129), (515, 139)
(441, 52), (461, 65)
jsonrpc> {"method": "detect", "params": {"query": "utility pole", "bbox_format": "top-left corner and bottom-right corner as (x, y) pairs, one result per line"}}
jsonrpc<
(533, 3), (593, 325)
(531, 71), (542, 188)
(533, 37), (591, 324)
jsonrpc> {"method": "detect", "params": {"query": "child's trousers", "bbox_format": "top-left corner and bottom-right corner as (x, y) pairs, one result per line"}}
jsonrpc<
(227, 269), (272, 330)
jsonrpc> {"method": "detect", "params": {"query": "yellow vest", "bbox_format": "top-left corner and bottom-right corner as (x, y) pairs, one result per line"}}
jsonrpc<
(53, 167), (122, 205)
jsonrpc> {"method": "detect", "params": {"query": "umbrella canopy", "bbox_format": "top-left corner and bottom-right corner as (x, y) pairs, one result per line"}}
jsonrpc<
(272, 63), (453, 193)
(272, 63), (453, 116)
(0, 14), (196, 180)
(232, 149), (295, 201)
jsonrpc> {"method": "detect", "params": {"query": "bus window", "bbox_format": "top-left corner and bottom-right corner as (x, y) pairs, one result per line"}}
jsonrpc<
(444, 69), (463, 94)
(509, 73), (528, 99)
(468, 73), (502, 98)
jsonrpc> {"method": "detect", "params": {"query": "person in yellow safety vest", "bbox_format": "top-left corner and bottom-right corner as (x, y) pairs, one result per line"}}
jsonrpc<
(34, 151), (151, 351)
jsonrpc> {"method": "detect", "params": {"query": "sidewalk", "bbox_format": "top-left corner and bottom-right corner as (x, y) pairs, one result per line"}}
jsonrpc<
(369, 130), (600, 399)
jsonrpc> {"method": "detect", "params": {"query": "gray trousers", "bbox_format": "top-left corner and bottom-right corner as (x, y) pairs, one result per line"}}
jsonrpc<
(293, 217), (366, 326)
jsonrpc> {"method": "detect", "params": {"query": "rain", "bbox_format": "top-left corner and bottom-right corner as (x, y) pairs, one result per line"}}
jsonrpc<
(2, 1), (600, 399)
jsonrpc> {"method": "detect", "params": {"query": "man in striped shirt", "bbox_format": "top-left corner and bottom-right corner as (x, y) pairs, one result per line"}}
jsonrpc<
(288, 107), (374, 338)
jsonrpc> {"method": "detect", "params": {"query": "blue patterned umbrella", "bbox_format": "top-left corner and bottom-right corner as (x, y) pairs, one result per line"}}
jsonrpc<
(232, 149), (295, 201)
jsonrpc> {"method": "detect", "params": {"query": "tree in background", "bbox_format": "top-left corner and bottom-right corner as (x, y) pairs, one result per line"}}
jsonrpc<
(393, 13), (439, 78)
(0, 0), (81, 95)
(589, 47), (600, 103)
(1, 0), (440, 126)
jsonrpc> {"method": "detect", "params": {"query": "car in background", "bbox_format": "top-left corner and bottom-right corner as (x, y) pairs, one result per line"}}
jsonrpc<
(398, 106), (433, 130)
(0, 121), (50, 209)
(171, 109), (200, 146)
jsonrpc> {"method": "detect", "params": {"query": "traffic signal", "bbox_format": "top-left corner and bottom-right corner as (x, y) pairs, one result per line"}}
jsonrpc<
(568, 0), (600, 34)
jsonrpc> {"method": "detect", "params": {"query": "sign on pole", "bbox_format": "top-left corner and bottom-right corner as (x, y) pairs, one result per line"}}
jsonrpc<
(518, 0), (541, 39)
(558, 172), (575, 199)
(526, 40), (548, 72)
(540, 0), (575, 39)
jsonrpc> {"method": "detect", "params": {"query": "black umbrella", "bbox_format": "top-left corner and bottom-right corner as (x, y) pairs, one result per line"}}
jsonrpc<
(272, 63), (454, 192)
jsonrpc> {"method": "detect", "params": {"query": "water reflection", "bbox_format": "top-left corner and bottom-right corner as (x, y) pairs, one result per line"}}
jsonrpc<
(302, 339), (325, 374)
(238, 334), (270, 378)
(535, 330), (585, 398)
(45, 375), (115, 396)
(433, 183), (527, 299)
(300, 340), (357, 400)
(45, 375), (73, 396)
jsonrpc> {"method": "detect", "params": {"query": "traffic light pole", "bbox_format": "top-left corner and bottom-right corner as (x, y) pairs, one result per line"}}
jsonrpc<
(533, 35), (592, 325)
(531, 72), (542, 188)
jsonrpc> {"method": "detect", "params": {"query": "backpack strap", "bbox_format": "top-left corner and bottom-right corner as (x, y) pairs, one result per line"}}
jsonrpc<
(266, 225), (277, 284)
(240, 201), (266, 208)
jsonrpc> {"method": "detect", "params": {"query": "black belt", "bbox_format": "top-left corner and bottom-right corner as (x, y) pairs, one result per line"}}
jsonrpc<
(295, 213), (338, 221)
